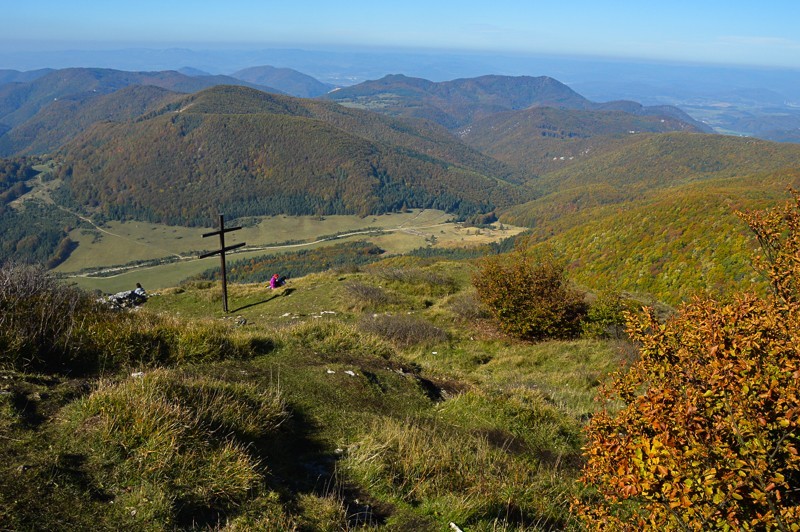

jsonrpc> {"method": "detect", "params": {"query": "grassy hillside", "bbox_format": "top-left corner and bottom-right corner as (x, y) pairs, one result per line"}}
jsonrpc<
(0, 259), (628, 530)
(57, 86), (529, 226)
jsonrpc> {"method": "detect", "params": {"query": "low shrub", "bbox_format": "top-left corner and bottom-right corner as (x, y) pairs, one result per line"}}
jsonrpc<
(358, 314), (449, 348)
(581, 290), (633, 339)
(447, 291), (491, 322)
(0, 262), (266, 374)
(343, 280), (393, 308)
(0, 262), (109, 373)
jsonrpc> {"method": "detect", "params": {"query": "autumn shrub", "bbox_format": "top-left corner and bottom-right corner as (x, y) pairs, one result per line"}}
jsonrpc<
(472, 246), (586, 340)
(576, 193), (800, 529)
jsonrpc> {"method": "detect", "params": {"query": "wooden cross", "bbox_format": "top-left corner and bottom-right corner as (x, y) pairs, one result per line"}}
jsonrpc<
(200, 214), (245, 313)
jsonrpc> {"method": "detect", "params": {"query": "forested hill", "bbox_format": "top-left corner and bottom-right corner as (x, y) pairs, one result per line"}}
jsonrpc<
(57, 85), (530, 226)
(496, 132), (800, 303)
(323, 74), (709, 132)
(460, 106), (703, 175)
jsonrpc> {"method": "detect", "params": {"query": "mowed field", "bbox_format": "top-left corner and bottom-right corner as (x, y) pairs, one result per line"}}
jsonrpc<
(57, 210), (525, 293)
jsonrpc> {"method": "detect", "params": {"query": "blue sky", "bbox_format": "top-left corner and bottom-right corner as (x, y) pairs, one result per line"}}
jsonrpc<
(5, 0), (800, 68)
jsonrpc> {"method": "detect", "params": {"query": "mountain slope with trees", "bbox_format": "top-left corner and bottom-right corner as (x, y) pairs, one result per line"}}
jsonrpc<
(56, 85), (529, 226)
(0, 68), (282, 155)
(460, 106), (701, 175)
(0, 85), (182, 155)
(498, 133), (800, 303)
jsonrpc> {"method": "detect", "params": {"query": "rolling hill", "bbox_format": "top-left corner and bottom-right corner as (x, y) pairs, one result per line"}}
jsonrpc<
(56, 85), (530, 226)
(497, 132), (800, 303)
(230, 65), (335, 98)
(459, 106), (702, 175)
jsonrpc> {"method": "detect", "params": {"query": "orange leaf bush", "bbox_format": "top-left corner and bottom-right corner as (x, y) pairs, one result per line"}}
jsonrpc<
(576, 192), (800, 530)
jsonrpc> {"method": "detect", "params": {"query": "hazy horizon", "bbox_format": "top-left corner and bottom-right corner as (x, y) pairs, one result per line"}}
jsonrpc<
(5, 1), (800, 70)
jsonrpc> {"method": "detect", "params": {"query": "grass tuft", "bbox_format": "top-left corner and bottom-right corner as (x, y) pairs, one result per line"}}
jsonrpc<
(58, 369), (287, 524)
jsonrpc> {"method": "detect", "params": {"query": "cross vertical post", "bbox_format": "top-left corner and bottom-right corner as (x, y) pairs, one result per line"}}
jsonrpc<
(200, 214), (245, 313)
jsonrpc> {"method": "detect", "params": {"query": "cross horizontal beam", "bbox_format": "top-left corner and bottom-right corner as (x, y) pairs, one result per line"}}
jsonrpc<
(199, 242), (246, 259)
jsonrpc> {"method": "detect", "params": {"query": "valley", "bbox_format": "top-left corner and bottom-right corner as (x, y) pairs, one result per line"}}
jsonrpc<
(2, 62), (800, 530)
(55, 209), (524, 293)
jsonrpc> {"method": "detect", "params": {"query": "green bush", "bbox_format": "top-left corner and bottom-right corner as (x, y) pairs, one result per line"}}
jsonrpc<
(472, 246), (587, 340)
(581, 290), (632, 339)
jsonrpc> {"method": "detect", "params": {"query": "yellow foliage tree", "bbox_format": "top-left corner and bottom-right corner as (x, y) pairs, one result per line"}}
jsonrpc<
(472, 245), (586, 340)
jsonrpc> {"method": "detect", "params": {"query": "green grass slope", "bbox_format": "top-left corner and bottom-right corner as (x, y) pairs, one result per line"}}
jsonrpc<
(0, 260), (627, 530)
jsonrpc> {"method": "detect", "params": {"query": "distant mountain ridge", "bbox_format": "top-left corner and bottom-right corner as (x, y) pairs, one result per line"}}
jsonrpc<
(323, 74), (710, 132)
(0, 68), (709, 159)
(460, 106), (702, 175)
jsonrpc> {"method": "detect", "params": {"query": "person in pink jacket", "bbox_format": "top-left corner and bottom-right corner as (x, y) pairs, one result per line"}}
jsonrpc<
(269, 273), (286, 289)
